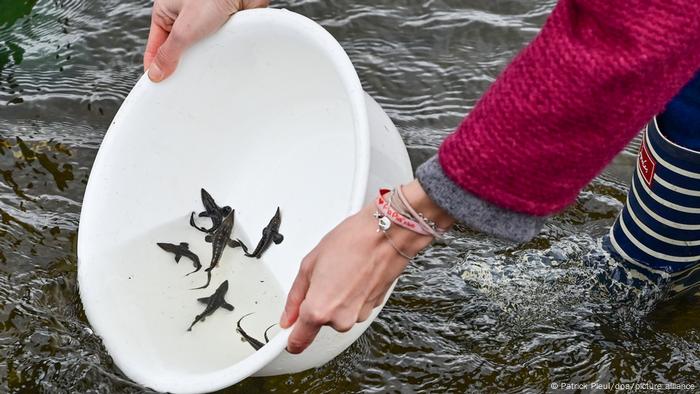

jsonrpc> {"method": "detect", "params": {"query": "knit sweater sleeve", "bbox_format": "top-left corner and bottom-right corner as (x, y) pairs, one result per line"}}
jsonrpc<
(416, 0), (700, 242)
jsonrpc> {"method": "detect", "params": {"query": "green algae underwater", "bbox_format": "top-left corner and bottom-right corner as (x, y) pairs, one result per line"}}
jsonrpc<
(0, 0), (698, 392)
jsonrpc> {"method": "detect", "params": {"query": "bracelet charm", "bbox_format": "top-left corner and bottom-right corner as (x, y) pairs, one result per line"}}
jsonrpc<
(373, 212), (392, 232)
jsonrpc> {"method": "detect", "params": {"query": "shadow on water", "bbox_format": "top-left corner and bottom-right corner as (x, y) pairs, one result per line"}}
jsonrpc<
(0, 0), (37, 29)
(0, 139), (143, 391)
(0, 0), (35, 78)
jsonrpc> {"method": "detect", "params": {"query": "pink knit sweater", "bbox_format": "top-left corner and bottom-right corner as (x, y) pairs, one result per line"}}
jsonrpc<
(438, 0), (700, 216)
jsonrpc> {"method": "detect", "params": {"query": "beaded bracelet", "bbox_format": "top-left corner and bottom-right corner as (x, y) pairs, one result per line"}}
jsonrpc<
(373, 189), (422, 259)
(372, 185), (450, 259)
(395, 185), (448, 239)
(375, 189), (431, 236)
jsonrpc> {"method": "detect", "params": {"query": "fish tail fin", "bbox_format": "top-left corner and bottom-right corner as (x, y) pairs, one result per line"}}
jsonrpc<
(229, 239), (249, 253)
(264, 324), (276, 343)
(190, 272), (212, 290)
(185, 266), (201, 276)
(237, 312), (254, 327)
(190, 212), (210, 233)
(244, 244), (259, 258)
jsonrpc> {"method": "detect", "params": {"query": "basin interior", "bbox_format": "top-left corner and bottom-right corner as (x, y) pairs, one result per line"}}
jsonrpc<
(77, 9), (367, 392)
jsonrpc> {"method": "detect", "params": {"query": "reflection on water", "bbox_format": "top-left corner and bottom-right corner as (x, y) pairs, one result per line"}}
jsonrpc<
(0, 1), (37, 28)
(0, 0), (698, 392)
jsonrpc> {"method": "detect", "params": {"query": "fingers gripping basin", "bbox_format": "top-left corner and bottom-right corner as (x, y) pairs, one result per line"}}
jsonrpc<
(78, 8), (412, 393)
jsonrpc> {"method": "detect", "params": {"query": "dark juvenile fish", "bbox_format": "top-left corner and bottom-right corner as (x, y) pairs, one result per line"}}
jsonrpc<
(192, 209), (248, 289)
(190, 188), (232, 233)
(236, 313), (268, 350)
(156, 242), (202, 275)
(187, 280), (234, 331)
(263, 324), (276, 343)
(245, 207), (283, 259)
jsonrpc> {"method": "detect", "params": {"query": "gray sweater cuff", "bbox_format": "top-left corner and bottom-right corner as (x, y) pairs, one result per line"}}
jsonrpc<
(415, 156), (546, 243)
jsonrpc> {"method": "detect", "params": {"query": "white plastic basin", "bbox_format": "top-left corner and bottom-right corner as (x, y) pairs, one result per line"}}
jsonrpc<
(78, 8), (412, 393)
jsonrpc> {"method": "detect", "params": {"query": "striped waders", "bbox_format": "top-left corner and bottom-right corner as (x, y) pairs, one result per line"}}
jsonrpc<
(608, 117), (700, 296)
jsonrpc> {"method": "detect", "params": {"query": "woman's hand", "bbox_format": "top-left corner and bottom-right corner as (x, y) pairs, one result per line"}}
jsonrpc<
(280, 180), (454, 354)
(144, 0), (269, 82)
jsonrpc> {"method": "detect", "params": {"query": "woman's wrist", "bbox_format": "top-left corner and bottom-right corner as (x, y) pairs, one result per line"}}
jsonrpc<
(383, 225), (433, 259)
(400, 179), (455, 231)
(369, 179), (455, 260)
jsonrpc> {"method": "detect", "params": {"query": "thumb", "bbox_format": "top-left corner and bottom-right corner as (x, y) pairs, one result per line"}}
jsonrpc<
(148, 27), (189, 82)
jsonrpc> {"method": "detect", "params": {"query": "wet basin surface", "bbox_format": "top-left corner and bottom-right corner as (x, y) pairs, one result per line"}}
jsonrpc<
(0, 0), (698, 392)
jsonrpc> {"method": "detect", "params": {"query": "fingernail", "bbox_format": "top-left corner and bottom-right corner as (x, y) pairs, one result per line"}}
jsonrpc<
(279, 310), (288, 327)
(148, 64), (164, 82)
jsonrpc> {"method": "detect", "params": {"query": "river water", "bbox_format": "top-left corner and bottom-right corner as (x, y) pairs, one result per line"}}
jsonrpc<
(1, 0), (698, 392)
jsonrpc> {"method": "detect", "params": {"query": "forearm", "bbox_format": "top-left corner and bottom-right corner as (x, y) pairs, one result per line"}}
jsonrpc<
(417, 0), (700, 241)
